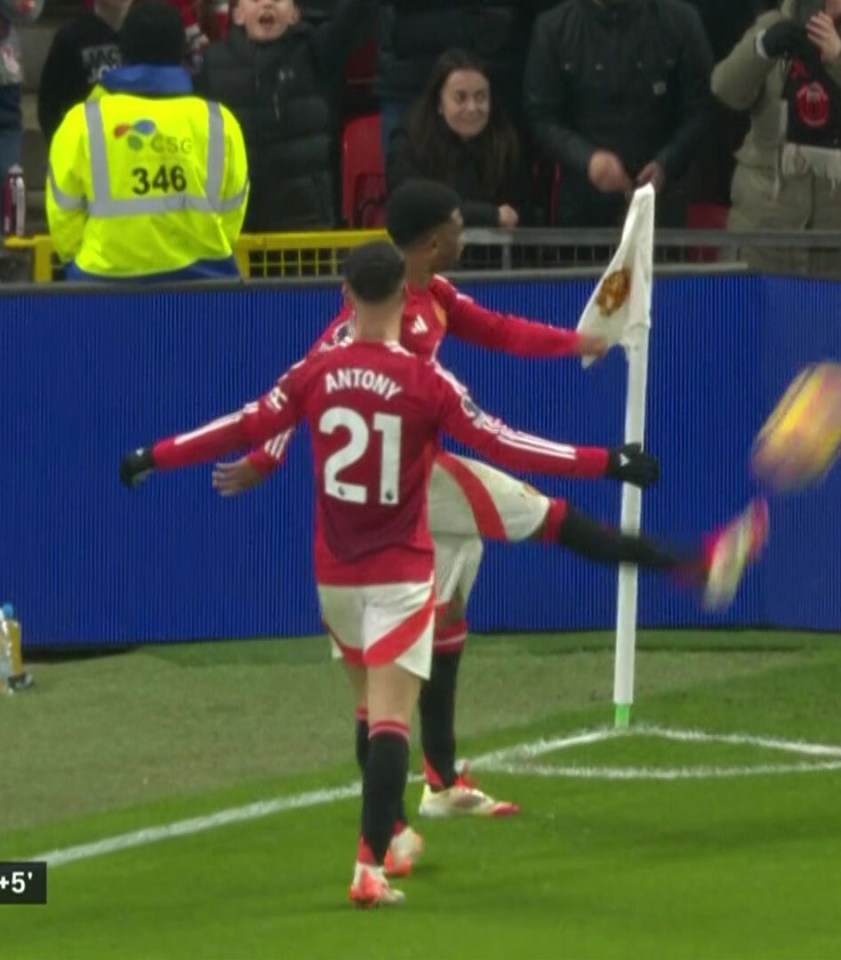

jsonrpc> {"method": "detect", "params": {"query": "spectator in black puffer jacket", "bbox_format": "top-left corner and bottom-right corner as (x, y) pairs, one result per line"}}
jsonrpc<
(375, 1), (557, 157)
(525, 0), (713, 229)
(387, 48), (531, 228)
(195, 0), (374, 231)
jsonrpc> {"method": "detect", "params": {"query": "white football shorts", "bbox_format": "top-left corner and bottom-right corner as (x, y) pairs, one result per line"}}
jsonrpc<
(320, 577), (435, 680)
(429, 452), (550, 542)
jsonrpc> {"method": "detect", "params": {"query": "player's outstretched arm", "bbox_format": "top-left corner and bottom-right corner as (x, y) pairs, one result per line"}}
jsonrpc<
(119, 375), (303, 489)
(432, 275), (608, 360)
(435, 365), (657, 487)
(211, 428), (294, 496)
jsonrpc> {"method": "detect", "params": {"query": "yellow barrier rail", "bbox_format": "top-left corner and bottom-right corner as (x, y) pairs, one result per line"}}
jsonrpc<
(4, 229), (389, 283)
(4, 235), (56, 283)
(235, 229), (387, 279)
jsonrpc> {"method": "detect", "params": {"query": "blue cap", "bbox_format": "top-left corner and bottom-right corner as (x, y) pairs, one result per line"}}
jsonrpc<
(1, 604), (14, 618)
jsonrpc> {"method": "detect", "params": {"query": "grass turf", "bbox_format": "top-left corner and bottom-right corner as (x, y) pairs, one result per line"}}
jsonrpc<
(3, 630), (841, 959)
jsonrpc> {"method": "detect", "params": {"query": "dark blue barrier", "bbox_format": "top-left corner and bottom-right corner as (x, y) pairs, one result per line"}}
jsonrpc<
(2, 275), (840, 647)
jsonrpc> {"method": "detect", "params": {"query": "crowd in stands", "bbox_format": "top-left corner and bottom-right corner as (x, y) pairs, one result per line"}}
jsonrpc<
(6, 0), (841, 276)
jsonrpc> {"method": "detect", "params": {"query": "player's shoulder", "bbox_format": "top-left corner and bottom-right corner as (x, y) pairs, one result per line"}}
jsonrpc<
(429, 274), (473, 306)
(287, 339), (347, 379)
(424, 357), (466, 394)
(307, 336), (355, 367)
(385, 341), (417, 360)
(428, 274), (456, 297)
(317, 308), (355, 349)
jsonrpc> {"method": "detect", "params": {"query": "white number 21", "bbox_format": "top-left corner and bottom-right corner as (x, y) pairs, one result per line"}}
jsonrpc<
(319, 406), (402, 506)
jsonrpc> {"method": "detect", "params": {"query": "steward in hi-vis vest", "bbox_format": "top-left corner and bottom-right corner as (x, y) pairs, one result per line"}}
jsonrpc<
(46, 0), (248, 282)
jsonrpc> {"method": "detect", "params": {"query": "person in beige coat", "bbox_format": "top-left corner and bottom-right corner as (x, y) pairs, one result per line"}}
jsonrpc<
(712, 0), (841, 275)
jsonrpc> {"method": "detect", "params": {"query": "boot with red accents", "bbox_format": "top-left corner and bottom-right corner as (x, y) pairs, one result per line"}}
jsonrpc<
(418, 764), (520, 818)
(384, 824), (424, 877)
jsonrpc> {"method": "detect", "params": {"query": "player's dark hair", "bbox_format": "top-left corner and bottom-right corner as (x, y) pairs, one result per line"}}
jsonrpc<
(343, 241), (405, 303)
(120, 0), (186, 66)
(385, 179), (461, 249)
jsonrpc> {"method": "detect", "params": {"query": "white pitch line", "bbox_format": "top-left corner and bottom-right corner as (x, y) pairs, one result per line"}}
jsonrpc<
(29, 784), (361, 868)
(481, 759), (841, 781)
(469, 727), (618, 768)
(26, 730), (607, 870)
(22, 725), (841, 869)
(633, 725), (841, 758)
(475, 725), (841, 768)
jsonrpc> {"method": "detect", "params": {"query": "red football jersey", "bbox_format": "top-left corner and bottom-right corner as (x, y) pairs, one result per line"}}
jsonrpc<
(152, 340), (608, 586)
(247, 275), (584, 472)
(315, 275), (582, 361)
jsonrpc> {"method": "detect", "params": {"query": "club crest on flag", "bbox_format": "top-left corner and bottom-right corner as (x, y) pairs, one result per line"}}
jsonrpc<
(595, 267), (632, 317)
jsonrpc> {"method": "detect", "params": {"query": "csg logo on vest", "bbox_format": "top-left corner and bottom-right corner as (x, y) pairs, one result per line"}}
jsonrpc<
(113, 119), (192, 196)
(113, 119), (194, 154)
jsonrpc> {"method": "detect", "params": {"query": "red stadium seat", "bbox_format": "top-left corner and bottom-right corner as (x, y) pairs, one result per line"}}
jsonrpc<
(342, 114), (387, 228)
(686, 202), (729, 263)
(686, 202), (729, 230)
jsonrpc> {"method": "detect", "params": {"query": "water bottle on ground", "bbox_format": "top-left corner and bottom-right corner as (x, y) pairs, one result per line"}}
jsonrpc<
(0, 604), (33, 693)
(0, 604), (13, 693)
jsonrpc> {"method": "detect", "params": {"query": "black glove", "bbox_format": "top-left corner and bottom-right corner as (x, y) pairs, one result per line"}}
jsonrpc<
(606, 442), (659, 488)
(120, 447), (156, 488)
(758, 21), (810, 59)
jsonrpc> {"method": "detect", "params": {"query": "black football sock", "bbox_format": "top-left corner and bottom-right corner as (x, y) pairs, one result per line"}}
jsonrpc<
(420, 648), (463, 790)
(558, 504), (689, 570)
(356, 710), (408, 828)
(355, 709), (369, 771)
(361, 725), (410, 864)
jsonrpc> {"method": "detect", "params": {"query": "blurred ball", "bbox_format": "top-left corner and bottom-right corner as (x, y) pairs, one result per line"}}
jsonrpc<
(752, 362), (841, 492)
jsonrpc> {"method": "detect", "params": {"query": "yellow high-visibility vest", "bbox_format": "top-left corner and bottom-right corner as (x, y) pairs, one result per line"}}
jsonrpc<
(47, 91), (248, 280)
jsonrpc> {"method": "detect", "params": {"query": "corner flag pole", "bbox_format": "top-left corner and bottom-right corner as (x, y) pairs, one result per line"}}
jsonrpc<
(575, 184), (655, 730)
(613, 328), (650, 728)
(612, 188), (654, 730)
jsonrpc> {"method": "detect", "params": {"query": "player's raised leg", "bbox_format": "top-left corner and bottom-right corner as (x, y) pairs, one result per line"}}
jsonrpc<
(543, 499), (769, 605)
(702, 500), (770, 610)
(418, 459), (767, 822)
(432, 451), (768, 606)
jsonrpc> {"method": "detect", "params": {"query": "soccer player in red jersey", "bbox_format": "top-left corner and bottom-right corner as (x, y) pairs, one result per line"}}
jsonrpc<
(121, 242), (766, 906)
(211, 180), (767, 825)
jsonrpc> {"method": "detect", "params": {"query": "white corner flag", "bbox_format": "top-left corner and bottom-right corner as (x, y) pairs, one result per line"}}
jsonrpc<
(576, 185), (656, 729)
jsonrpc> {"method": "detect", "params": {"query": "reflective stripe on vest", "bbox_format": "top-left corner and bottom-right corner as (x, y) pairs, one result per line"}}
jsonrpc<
(84, 100), (243, 216)
(48, 165), (88, 211)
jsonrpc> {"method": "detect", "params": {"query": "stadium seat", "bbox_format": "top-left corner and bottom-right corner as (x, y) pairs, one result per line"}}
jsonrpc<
(686, 202), (729, 230)
(686, 202), (729, 263)
(341, 114), (387, 228)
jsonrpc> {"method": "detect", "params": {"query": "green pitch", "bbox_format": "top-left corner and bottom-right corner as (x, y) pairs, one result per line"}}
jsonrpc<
(4, 630), (841, 959)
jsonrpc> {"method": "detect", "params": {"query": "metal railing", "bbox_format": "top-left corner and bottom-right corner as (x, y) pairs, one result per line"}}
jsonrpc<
(459, 227), (841, 275)
(4, 227), (841, 283)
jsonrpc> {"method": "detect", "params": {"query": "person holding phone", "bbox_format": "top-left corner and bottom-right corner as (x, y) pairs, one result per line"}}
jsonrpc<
(712, 0), (841, 275)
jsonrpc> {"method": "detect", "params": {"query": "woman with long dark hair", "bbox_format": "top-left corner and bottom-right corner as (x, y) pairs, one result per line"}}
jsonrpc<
(386, 48), (530, 227)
